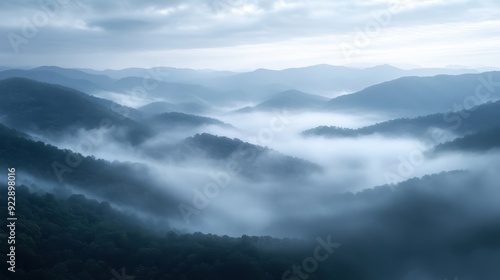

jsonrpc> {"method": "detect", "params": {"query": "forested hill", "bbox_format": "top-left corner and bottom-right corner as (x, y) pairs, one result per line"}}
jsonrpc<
(0, 123), (178, 216)
(0, 77), (152, 145)
(0, 186), (344, 280)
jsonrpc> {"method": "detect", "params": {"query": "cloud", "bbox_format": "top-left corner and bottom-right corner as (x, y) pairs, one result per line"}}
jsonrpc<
(0, 0), (499, 69)
(89, 18), (156, 32)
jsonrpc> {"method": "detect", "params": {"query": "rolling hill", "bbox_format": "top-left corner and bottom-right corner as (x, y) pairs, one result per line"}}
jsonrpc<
(144, 133), (321, 181)
(0, 69), (107, 94)
(32, 66), (116, 88)
(281, 170), (500, 280)
(0, 78), (152, 145)
(218, 64), (478, 95)
(0, 123), (176, 215)
(324, 71), (500, 117)
(138, 101), (210, 116)
(148, 112), (231, 130)
(304, 100), (500, 140)
(235, 90), (329, 113)
(434, 126), (500, 153)
(112, 77), (223, 105)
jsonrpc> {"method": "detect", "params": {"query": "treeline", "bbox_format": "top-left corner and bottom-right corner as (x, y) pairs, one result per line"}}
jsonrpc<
(304, 100), (500, 139)
(0, 186), (342, 280)
(0, 123), (178, 216)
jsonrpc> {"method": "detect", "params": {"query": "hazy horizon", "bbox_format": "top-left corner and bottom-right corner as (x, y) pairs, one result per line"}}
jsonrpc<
(2, 63), (500, 72)
(1, 0), (499, 70)
(2, 1), (500, 279)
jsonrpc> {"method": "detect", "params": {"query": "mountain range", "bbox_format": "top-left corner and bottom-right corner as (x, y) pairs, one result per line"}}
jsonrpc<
(0, 64), (488, 108)
(324, 71), (500, 117)
(0, 78), (152, 145)
(1, 65), (500, 280)
(304, 100), (500, 140)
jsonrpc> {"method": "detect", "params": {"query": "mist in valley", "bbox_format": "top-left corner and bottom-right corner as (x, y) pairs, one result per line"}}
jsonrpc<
(2, 68), (500, 280)
(1, 0), (500, 278)
(12, 88), (499, 241)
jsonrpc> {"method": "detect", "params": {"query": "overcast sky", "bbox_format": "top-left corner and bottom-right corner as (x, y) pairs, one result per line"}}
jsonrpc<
(1, 0), (499, 70)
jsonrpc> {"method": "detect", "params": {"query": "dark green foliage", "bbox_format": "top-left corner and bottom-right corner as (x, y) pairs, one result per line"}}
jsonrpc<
(174, 133), (322, 180)
(0, 187), (335, 280)
(183, 133), (253, 159)
(0, 77), (153, 145)
(303, 126), (359, 137)
(291, 171), (500, 280)
(142, 132), (322, 181)
(0, 123), (177, 216)
(434, 126), (500, 152)
(2, 172), (499, 280)
(148, 112), (230, 130)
